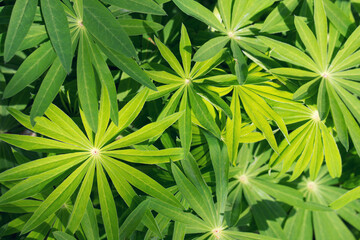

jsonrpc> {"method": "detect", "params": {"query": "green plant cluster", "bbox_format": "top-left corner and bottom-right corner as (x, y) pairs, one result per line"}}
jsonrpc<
(0, 0), (359, 239)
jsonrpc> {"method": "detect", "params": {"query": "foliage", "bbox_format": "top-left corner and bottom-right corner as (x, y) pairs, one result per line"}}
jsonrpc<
(0, 0), (359, 239)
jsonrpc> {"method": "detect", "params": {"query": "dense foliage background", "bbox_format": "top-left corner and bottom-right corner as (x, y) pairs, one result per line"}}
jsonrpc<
(0, 0), (359, 239)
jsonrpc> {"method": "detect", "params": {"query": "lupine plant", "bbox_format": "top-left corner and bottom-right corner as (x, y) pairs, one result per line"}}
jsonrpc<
(0, 0), (359, 239)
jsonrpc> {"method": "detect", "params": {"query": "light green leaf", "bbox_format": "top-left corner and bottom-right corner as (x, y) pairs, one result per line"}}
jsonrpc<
(320, 123), (342, 178)
(258, 36), (319, 73)
(179, 89), (192, 155)
(100, 88), (149, 147)
(103, 157), (182, 207)
(330, 186), (360, 210)
(314, 0), (328, 69)
(0, 152), (88, 181)
(180, 24), (192, 77)
(294, 16), (322, 68)
(96, 161), (119, 240)
(103, 112), (183, 150)
(105, 148), (183, 164)
(21, 160), (91, 234)
(66, 160), (95, 234)
(0, 134), (84, 152)
(155, 37), (185, 78)
(323, 0), (354, 37)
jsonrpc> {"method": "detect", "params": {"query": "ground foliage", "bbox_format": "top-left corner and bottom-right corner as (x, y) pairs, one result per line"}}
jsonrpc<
(0, 0), (359, 239)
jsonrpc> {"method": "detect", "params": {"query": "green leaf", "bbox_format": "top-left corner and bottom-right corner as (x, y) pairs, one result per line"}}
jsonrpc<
(96, 162), (119, 240)
(179, 89), (192, 155)
(155, 37), (185, 78)
(83, 0), (137, 58)
(21, 160), (91, 234)
(225, 88), (241, 164)
(119, 200), (149, 240)
(85, 33), (118, 125)
(218, 0), (232, 30)
(102, 0), (166, 15)
(261, 0), (300, 33)
(40, 0), (72, 73)
(294, 16), (322, 68)
(0, 156), (86, 205)
(148, 198), (209, 231)
(330, 186), (360, 210)
(188, 86), (221, 138)
(180, 24), (192, 77)
(53, 231), (77, 240)
(45, 104), (91, 146)
(80, 200), (100, 240)
(100, 88), (149, 147)
(231, 40), (248, 85)
(118, 19), (164, 36)
(204, 133), (229, 224)
(30, 31), (80, 123)
(314, 0), (328, 69)
(193, 36), (229, 62)
(172, 0), (226, 32)
(284, 208), (312, 240)
(171, 162), (217, 226)
(4, 0), (37, 62)
(103, 112), (183, 150)
(77, 30), (98, 133)
(3, 42), (56, 99)
(224, 231), (279, 240)
(97, 41), (157, 91)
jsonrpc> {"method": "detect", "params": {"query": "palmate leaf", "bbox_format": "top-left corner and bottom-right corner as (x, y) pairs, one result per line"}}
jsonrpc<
(271, 102), (342, 179)
(0, 88), (183, 236)
(263, 2), (360, 161)
(287, 169), (360, 240)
